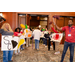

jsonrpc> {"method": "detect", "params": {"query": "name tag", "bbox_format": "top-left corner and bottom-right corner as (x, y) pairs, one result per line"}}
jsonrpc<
(68, 34), (71, 36)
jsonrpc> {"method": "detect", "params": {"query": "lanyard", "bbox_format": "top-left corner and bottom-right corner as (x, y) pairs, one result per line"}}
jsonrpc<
(68, 27), (73, 33)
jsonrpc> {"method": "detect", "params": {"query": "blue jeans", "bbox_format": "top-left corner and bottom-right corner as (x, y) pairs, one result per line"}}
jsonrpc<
(35, 39), (39, 49)
(21, 45), (23, 49)
(3, 50), (13, 62)
(44, 38), (47, 46)
(61, 41), (75, 62)
(43, 38), (45, 44)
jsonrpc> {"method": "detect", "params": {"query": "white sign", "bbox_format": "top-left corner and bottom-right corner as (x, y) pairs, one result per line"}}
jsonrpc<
(1, 36), (19, 51)
(1, 36), (12, 51)
(50, 33), (63, 42)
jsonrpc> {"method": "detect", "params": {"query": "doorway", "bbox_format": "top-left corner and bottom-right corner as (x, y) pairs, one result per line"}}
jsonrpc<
(27, 14), (49, 29)
(18, 14), (26, 27)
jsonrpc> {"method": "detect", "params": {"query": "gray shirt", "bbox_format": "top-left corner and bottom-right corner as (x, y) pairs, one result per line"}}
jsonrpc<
(0, 29), (13, 35)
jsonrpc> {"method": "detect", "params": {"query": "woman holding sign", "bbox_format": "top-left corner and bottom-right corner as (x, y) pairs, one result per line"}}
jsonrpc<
(0, 23), (13, 62)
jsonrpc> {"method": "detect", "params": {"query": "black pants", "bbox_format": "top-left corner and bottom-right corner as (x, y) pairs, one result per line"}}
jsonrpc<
(48, 38), (55, 51)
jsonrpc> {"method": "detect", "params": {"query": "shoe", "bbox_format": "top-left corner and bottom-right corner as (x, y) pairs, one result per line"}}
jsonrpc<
(29, 44), (31, 47)
(54, 51), (60, 55)
(21, 48), (23, 50)
(8, 60), (13, 62)
(50, 46), (53, 48)
(21, 48), (24, 50)
(26, 45), (28, 47)
(45, 46), (47, 48)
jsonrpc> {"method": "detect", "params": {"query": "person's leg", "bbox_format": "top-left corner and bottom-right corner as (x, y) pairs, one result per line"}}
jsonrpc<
(18, 47), (21, 53)
(61, 41), (69, 62)
(26, 38), (28, 47)
(3, 51), (8, 62)
(21, 45), (24, 50)
(53, 42), (55, 50)
(37, 40), (39, 50)
(45, 38), (47, 47)
(35, 40), (37, 49)
(48, 38), (51, 51)
(8, 50), (13, 61)
(28, 38), (31, 46)
(15, 50), (17, 54)
(69, 43), (74, 62)
(43, 38), (45, 45)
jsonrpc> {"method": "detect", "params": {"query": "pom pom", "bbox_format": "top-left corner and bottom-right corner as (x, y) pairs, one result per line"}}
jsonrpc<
(53, 15), (60, 19)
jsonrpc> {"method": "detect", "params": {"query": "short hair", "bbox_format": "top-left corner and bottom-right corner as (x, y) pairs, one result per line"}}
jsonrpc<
(69, 19), (73, 22)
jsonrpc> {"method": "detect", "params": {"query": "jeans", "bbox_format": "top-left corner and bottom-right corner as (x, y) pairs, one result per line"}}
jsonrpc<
(35, 39), (39, 49)
(44, 38), (47, 46)
(21, 45), (23, 49)
(3, 50), (13, 62)
(61, 41), (75, 62)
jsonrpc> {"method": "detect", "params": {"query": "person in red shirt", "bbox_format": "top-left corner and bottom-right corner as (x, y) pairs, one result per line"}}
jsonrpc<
(54, 19), (75, 62)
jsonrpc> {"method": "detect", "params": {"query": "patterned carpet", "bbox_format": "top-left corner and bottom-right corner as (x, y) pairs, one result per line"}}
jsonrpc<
(0, 44), (75, 62)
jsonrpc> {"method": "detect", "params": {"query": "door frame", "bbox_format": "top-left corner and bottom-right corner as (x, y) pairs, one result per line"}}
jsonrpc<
(16, 12), (51, 27)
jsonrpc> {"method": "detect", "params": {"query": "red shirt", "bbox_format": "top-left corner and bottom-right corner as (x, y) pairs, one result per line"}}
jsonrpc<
(62, 26), (75, 43)
(14, 32), (19, 36)
(14, 31), (23, 36)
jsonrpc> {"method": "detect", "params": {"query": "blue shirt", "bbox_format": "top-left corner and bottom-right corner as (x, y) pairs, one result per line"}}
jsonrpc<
(0, 29), (13, 35)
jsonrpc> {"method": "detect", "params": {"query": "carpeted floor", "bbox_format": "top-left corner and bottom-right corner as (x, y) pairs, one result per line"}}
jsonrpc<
(0, 44), (75, 62)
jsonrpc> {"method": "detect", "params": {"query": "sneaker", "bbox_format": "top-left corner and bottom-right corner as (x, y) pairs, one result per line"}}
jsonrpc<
(54, 51), (60, 55)
(18, 52), (21, 54)
(21, 48), (24, 50)
(26, 45), (28, 47)
(45, 46), (47, 48)
(29, 44), (31, 47)
(21, 48), (23, 50)
(50, 46), (53, 48)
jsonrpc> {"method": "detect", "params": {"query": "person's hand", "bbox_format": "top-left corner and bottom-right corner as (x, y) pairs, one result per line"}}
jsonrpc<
(53, 18), (56, 25)
(12, 35), (14, 37)
(18, 35), (21, 37)
(50, 24), (53, 27)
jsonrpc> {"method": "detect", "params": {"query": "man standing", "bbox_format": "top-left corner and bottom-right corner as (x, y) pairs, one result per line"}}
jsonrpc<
(54, 19), (75, 62)
(32, 27), (41, 50)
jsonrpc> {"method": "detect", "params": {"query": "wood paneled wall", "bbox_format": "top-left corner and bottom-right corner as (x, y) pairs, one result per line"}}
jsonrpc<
(0, 12), (75, 46)
(2, 12), (75, 30)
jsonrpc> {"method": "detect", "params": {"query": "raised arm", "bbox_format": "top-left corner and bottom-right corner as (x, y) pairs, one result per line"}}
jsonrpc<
(53, 19), (62, 31)
(55, 24), (62, 31)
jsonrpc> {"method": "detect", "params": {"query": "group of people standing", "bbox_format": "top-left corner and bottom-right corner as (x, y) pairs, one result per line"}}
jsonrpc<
(0, 18), (75, 62)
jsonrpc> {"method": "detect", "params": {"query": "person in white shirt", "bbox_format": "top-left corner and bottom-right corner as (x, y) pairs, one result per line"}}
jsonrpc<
(24, 25), (31, 47)
(32, 27), (41, 50)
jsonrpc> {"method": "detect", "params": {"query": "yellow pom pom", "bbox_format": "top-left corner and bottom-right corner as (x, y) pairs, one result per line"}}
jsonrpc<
(20, 24), (25, 28)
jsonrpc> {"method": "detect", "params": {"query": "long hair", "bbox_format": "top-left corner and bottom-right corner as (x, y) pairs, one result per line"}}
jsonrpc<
(1, 23), (13, 32)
